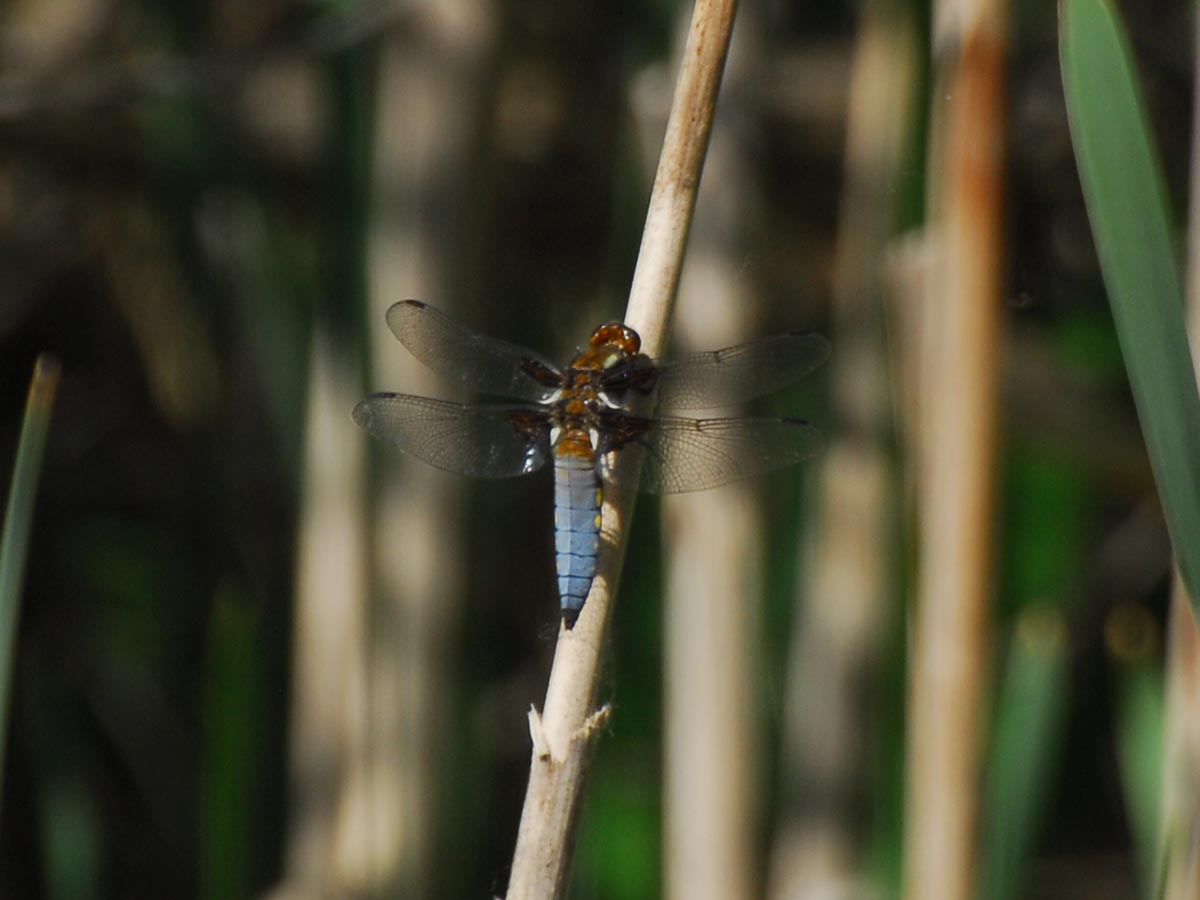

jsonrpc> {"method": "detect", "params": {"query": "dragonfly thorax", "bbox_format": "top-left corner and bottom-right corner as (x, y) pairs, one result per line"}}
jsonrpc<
(549, 375), (607, 461)
(563, 326), (659, 410)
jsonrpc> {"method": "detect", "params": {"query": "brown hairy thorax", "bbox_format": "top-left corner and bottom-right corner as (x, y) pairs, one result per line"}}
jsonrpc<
(551, 322), (653, 460)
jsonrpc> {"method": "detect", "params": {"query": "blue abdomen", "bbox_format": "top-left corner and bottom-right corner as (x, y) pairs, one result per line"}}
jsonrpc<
(554, 456), (601, 625)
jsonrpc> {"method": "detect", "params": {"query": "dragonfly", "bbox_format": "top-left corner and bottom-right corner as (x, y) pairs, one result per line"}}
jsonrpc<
(353, 300), (829, 627)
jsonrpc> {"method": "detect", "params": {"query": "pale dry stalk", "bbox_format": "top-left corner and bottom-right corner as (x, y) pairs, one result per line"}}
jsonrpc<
(1159, 7), (1200, 894)
(285, 337), (371, 895)
(364, 1), (496, 894)
(768, 4), (916, 897)
(903, 1), (1007, 899)
(1161, 579), (1200, 900)
(504, 0), (739, 896)
(658, 13), (766, 898)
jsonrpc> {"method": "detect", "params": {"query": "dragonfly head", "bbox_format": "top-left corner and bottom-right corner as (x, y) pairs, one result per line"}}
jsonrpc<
(570, 322), (642, 372)
(588, 322), (641, 358)
(568, 321), (656, 402)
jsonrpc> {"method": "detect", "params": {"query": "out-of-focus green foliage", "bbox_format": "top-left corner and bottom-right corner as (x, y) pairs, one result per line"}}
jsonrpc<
(982, 609), (1070, 900)
(202, 586), (268, 900)
(575, 754), (662, 900)
(981, 451), (1087, 900)
(1112, 623), (1165, 893)
(26, 657), (102, 900)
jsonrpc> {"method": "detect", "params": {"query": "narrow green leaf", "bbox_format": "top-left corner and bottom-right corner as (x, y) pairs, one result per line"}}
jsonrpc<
(1060, 0), (1200, 609)
(1112, 633), (1164, 892)
(202, 584), (267, 900)
(982, 610), (1070, 900)
(0, 355), (61, 805)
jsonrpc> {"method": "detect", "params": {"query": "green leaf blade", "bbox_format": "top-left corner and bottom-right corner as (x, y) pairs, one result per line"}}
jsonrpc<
(0, 355), (62, 805)
(1061, 0), (1200, 608)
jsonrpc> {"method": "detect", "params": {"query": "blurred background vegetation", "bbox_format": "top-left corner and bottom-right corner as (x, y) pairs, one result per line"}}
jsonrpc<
(0, 0), (1194, 898)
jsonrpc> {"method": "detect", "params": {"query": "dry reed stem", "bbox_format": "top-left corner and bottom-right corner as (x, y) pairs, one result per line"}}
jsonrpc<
(285, 337), (371, 894)
(663, 490), (756, 900)
(504, 1), (738, 896)
(883, 233), (936, 509)
(1162, 582), (1200, 900)
(1160, 8), (1200, 893)
(768, 6), (915, 896)
(657, 15), (764, 897)
(903, 1), (1006, 899)
(363, 2), (495, 893)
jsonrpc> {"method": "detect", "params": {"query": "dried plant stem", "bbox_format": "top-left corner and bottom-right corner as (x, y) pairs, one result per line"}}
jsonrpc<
(624, 0), (738, 352)
(903, 2), (1006, 900)
(285, 337), (371, 895)
(664, 487), (757, 900)
(364, 3), (495, 894)
(504, 1), (738, 896)
(768, 4), (915, 896)
(1161, 582), (1200, 900)
(659, 14), (765, 895)
(1159, 8), (1200, 894)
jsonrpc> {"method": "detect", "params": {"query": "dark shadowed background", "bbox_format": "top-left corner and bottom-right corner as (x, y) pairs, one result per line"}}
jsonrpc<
(0, 0), (1191, 898)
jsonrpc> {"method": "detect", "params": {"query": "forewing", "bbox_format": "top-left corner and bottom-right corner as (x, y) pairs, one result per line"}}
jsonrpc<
(353, 393), (550, 478)
(652, 332), (830, 409)
(602, 415), (824, 494)
(386, 300), (563, 402)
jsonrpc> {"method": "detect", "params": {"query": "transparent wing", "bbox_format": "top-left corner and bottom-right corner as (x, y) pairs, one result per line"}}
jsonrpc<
(601, 414), (824, 494)
(386, 300), (563, 402)
(353, 393), (551, 478)
(651, 332), (830, 409)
